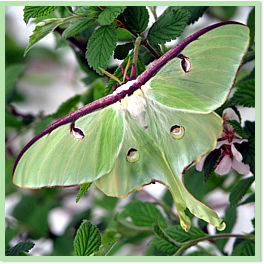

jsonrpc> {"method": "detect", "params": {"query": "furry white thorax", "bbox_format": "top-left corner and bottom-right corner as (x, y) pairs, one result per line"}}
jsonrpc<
(113, 80), (148, 130)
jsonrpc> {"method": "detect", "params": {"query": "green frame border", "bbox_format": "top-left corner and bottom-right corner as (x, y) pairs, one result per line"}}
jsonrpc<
(1, 1), (260, 261)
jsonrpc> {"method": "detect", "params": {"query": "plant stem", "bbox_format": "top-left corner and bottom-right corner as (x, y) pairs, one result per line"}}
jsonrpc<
(141, 41), (160, 58)
(173, 233), (255, 256)
(149, 6), (158, 21)
(130, 36), (142, 79)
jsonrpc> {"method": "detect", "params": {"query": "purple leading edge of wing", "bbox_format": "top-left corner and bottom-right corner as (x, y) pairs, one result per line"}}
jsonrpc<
(12, 21), (245, 175)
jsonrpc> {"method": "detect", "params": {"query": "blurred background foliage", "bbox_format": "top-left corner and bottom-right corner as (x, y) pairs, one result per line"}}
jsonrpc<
(5, 5), (255, 256)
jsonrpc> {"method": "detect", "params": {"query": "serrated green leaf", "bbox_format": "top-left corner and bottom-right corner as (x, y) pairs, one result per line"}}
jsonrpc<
(86, 25), (117, 74)
(74, 220), (101, 256)
(215, 206), (237, 252)
(25, 18), (64, 55)
(123, 6), (149, 33)
(147, 8), (189, 44)
(105, 52), (145, 95)
(150, 225), (205, 255)
(231, 239), (255, 256)
(62, 17), (94, 38)
(121, 201), (167, 228)
(5, 241), (35, 256)
(181, 6), (208, 24)
(229, 176), (254, 206)
(227, 120), (249, 139)
(24, 6), (57, 24)
(114, 43), (134, 60)
(76, 183), (93, 203)
(230, 80), (255, 107)
(247, 7), (255, 46)
(98, 6), (126, 25)
(203, 149), (222, 182)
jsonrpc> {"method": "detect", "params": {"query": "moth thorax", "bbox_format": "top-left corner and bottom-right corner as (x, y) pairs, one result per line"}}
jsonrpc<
(124, 90), (148, 130)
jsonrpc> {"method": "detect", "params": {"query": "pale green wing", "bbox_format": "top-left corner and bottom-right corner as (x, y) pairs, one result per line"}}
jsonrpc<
(145, 97), (225, 231)
(13, 104), (124, 188)
(95, 110), (168, 197)
(143, 24), (249, 113)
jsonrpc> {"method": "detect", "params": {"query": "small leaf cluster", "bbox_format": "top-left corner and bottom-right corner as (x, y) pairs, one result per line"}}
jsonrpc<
(22, 6), (208, 90)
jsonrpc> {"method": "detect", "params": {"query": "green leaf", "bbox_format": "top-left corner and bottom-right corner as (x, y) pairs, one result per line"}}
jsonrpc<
(23, 6), (57, 24)
(230, 79), (255, 107)
(75, 6), (100, 17)
(50, 95), (82, 118)
(232, 239), (255, 256)
(5, 241), (35, 256)
(76, 183), (93, 203)
(123, 6), (149, 33)
(25, 18), (64, 55)
(229, 176), (254, 206)
(203, 149), (222, 182)
(121, 201), (167, 228)
(5, 226), (19, 246)
(183, 166), (206, 200)
(208, 6), (237, 20)
(238, 193), (255, 206)
(186, 250), (209, 256)
(34, 117), (54, 136)
(62, 17), (94, 38)
(215, 206), (237, 253)
(116, 28), (134, 41)
(5, 64), (25, 96)
(86, 25), (117, 74)
(98, 6), (126, 25)
(147, 8), (189, 44)
(247, 7), (255, 46)
(235, 121), (255, 174)
(150, 225), (205, 255)
(227, 120), (249, 139)
(105, 52), (145, 95)
(95, 196), (119, 211)
(12, 194), (54, 239)
(5, 107), (22, 129)
(114, 43), (134, 60)
(74, 220), (101, 256)
(181, 6), (208, 24)
(95, 230), (121, 256)
(251, 218), (255, 231)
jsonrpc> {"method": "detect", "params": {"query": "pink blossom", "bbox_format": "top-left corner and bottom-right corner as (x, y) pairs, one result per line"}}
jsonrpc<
(196, 108), (250, 176)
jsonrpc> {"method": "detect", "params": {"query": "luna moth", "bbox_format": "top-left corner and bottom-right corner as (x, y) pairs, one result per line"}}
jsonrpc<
(12, 21), (249, 232)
